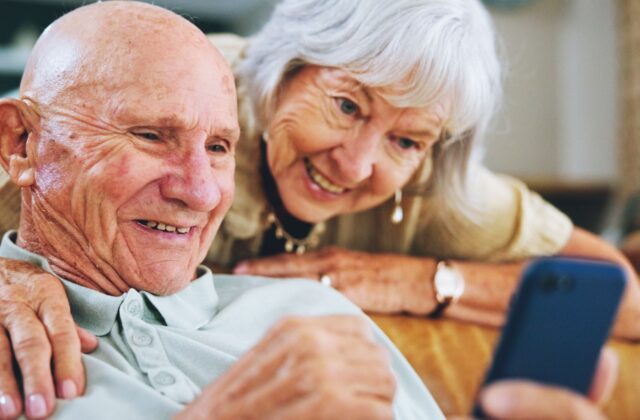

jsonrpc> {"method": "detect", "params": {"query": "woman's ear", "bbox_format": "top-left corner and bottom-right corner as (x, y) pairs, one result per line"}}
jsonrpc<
(0, 98), (35, 187)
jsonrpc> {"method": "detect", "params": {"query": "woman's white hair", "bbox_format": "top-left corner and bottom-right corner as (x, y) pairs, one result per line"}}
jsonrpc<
(238, 0), (502, 221)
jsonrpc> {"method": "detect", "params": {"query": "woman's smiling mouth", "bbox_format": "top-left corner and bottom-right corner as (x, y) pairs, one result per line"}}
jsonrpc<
(303, 157), (347, 194)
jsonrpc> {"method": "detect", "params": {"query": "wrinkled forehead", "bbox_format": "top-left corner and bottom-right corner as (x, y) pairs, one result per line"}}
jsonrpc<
(104, 78), (239, 137)
(29, 44), (235, 134)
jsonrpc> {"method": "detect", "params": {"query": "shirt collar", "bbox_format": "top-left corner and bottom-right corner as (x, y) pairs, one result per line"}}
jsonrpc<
(0, 231), (219, 335)
(143, 267), (218, 330)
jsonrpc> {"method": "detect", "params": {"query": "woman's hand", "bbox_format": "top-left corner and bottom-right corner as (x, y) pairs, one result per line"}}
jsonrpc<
(233, 248), (526, 328)
(234, 247), (438, 315)
(234, 230), (640, 341)
(0, 257), (98, 419)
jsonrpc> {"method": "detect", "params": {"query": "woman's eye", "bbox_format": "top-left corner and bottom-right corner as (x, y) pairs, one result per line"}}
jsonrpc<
(338, 98), (359, 116)
(133, 131), (160, 141)
(395, 136), (419, 150)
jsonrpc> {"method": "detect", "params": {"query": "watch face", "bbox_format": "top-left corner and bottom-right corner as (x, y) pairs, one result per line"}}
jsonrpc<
(435, 266), (462, 298)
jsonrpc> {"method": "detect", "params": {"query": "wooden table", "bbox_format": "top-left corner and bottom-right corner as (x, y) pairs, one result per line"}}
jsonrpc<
(371, 315), (640, 418)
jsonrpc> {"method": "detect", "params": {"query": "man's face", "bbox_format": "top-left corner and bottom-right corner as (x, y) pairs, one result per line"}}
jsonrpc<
(28, 51), (239, 294)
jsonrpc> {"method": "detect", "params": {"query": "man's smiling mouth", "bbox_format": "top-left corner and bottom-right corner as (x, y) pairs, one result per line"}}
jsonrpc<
(136, 219), (192, 234)
(303, 157), (347, 194)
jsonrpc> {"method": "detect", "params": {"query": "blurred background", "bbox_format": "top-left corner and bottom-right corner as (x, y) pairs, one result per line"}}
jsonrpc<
(0, 0), (638, 239)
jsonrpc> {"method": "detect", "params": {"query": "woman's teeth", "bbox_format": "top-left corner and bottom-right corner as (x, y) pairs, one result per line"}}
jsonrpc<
(139, 220), (190, 234)
(304, 158), (346, 194)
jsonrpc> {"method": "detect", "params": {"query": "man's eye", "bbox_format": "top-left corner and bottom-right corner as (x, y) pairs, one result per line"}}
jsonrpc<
(133, 131), (160, 141)
(208, 143), (228, 153)
(338, 98), (359, 116)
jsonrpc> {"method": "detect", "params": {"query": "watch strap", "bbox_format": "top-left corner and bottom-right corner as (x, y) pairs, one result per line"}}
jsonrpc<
(428, 297), (452, 319)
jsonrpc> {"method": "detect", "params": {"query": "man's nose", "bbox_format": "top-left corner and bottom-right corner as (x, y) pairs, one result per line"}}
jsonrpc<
(160, 149), (221, 212)
(330, 129), (380, 184)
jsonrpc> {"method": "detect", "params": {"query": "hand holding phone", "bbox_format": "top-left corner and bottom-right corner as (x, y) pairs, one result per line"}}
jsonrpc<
(472, 257), (626, 418)
(478, 347), (618, 420)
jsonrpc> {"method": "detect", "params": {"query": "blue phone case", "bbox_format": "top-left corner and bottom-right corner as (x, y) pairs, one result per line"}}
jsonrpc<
(472, 257), (627, 418)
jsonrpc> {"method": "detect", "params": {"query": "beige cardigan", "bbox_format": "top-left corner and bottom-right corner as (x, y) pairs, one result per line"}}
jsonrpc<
(0, 34), (573, 268)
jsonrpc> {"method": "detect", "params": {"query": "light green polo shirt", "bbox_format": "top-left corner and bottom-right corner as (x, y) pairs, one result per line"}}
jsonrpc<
(0, 232), (443, 419)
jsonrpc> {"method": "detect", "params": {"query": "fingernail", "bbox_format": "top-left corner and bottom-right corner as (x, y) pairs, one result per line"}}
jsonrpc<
(60, 379), (78, 399)
(0, 393), (17, 418)
(27, 394), (47, 419)
(233, 263), (248, 274)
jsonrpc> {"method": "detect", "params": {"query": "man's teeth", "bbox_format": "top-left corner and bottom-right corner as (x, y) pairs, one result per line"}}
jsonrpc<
(304, 159), (346, 194)
(140, 220), (190, 234)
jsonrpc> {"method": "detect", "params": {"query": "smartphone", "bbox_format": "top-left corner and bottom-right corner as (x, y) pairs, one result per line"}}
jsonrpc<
(472, 257), (627, 418)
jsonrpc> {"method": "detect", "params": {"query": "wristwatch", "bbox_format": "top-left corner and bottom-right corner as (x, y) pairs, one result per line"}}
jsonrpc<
(428, 260), (465, 318)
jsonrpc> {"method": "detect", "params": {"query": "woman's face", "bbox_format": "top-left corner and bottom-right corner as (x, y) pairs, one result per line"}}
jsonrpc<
(266, 66), (449, 223)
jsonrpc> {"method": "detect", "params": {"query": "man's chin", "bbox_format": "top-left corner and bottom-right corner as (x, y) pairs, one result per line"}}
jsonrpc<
(131, 262), (196, 296)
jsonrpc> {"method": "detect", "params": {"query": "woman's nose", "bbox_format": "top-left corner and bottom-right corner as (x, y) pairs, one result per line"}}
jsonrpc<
(330, 130), (380, 185)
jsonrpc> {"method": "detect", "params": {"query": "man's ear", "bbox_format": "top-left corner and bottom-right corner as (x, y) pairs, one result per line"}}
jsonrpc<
(0, 98), (35, 187)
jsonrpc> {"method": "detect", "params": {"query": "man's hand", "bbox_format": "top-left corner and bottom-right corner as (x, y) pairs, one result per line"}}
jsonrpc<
(234, 247), (437, 315)
(474, 348), (618, 420)
(177, 315), (396, 420)
(0, 258), (98, 419)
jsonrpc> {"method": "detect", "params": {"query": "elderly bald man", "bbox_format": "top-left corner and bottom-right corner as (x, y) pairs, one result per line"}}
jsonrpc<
(0, 2), (440, 419)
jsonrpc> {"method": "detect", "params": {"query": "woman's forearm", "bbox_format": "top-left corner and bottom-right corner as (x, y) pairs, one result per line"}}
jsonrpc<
(442, 260), (525, 327)
(558, 228), (640, 340)
(440, 228), (640, 340)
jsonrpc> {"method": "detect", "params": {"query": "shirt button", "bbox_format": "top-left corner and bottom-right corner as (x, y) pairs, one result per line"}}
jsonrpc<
(126, 299), (143, 317)
(154, 372), (176, 386)
(131, 332), (153, 347)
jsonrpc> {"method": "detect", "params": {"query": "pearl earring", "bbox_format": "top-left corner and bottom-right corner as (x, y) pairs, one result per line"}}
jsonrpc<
(391, 190), (403, 224)
(262, 130), (269, 142)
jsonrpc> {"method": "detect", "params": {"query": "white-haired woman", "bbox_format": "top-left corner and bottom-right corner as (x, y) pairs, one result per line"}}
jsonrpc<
(211, 0), (639, 331)
(0, 0), (638, 404)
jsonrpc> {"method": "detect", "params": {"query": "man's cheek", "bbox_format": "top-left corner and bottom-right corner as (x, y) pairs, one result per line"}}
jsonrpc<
(33, 141), (75, 194)
(203, 178), (233, 232)
(221, 181), (235, 214)
(215, 168), (235, 209)
(90, 153), (152, 203)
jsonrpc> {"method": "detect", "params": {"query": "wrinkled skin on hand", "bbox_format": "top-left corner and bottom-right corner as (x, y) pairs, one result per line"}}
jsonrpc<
(0, 257), (98, 419)
(176, 315), (396, 420)
(234, 246), (438, 315)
